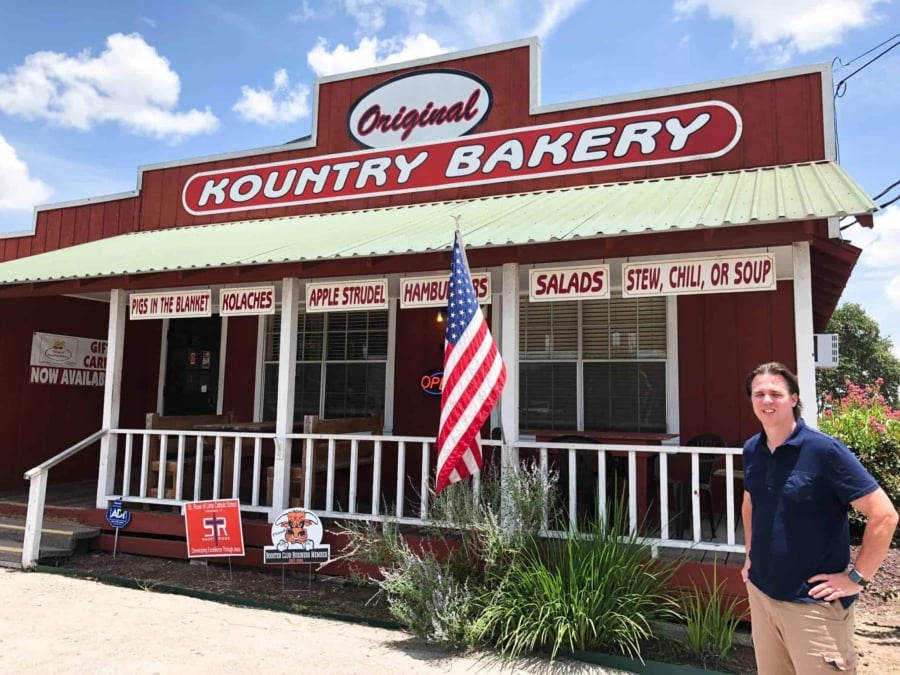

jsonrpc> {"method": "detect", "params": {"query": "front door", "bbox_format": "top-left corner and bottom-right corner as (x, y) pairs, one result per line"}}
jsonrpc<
(163, 317), (222, 415)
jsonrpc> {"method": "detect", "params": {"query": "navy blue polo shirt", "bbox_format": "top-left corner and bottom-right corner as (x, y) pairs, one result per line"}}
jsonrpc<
(744, 419), (878, 607)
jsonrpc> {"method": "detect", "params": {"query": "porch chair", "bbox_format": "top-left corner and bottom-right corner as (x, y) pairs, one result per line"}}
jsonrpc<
(686, 433), (728, 540)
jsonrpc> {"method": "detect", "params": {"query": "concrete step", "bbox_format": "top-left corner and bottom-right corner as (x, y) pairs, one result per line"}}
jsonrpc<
(0, 516), (100, 568)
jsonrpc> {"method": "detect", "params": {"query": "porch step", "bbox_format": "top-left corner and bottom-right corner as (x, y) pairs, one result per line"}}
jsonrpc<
(0, 516), (100, 569)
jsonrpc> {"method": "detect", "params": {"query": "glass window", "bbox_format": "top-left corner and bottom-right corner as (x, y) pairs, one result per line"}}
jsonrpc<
(262, 310), (388, 420)
(520, 295), (667, 433)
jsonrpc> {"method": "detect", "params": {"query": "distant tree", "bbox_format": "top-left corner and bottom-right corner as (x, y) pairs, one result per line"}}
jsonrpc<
(816, 303), (900, 408)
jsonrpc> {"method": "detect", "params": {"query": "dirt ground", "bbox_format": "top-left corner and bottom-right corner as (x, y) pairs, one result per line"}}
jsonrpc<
(50, 543), (900, 674)
(1, 568), (630, 675)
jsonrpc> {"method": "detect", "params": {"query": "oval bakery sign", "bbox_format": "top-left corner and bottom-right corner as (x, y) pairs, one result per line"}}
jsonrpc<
(347, 69), (493, 148)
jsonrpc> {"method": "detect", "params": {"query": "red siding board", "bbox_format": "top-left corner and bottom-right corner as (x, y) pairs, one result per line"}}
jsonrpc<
(62, 207), (83, 247)
(15, 236), (32, 259)
(87, 203), (104, 242)
(221, 316), (258, 421)
(43, 210), (62, 252)
(0, 296), (108, 491)
(678, 283), (797, 446)
(140, 171), (165, 230)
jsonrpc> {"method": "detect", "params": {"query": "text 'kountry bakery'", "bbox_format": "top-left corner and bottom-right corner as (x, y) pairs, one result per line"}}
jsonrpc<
(182, 101), (741, 216)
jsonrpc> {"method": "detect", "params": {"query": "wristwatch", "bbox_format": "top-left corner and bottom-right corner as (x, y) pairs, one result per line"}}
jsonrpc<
(848, 567), (869, 588)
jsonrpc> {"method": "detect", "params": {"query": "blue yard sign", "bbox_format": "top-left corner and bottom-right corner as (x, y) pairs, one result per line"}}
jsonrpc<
(106, 499), (131, 529)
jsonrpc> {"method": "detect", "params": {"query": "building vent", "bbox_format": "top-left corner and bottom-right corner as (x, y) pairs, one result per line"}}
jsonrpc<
(814, 333), (839, 369)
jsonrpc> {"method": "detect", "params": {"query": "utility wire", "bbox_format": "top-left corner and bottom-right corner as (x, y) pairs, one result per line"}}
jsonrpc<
(835, 36), (900, 97)
(838, 178), (900, 231)
(834, 31), (900, 68)
(873, 179), (900, 201)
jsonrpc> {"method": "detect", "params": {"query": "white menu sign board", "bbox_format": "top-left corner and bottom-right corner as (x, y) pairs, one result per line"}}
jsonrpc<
(621, 253), (776, 297)
(400, 273), (491, 308)
(130, 289), (212, 319)
(305, 279), (388, 312)
(529, 265), (611, 302)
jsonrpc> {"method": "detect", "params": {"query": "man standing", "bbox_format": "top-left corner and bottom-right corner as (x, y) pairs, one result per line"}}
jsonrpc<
(741, 362), (898, 674)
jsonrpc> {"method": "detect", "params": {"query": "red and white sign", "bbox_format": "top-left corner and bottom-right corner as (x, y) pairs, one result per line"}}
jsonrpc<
(184, 499), (245, 558)
(529, 265), (610, 302)
(29, 332), (107, 387)
(130, 289), (212, 319)
(347, 69), (492, 149)
(621, 253), (776, 297)
(305, 279), (388, 312)
(219, 286), (275, 316)
(182, 101), (742, 216)
(400, 272), (491, 308)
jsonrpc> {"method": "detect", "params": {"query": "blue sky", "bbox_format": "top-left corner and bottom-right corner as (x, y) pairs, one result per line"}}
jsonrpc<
(1, 1), (898, 353)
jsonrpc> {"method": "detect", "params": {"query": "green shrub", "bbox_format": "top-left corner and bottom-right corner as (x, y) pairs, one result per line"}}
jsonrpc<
(336, 461), (561, 650)
(377, 541), (485, 649)
(818, 379), (900, 527)
(677, 564), (741, 669)
(473, 507), (678, 660)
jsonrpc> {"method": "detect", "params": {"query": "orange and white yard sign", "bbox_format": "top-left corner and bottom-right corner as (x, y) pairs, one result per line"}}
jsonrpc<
(184, 499), (245, 558)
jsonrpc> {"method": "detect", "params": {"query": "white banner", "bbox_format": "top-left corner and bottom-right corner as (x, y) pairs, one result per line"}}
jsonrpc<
(529, 265), (611, 302)
(220, 286), (275, 316)
(130, 289), (212, 319)
(400, 273), (491, 308)
(621, 253), (776, 297)
(29, 332), (107, 387)
(305, 279), (388, 312)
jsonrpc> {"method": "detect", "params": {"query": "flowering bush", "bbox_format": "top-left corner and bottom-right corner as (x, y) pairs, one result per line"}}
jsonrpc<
(819, 380), (900, 528)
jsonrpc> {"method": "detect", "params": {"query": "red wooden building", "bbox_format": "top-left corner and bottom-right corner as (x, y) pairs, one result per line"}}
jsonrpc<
(0, 39), (875, 572)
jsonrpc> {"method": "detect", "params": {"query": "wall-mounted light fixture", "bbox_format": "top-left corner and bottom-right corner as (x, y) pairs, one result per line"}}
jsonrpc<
(436, 308), (447, 323)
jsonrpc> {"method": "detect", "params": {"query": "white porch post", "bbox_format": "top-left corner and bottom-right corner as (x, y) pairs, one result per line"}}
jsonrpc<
(271, 278), (299, 517)
(793, 242), (817, 429)
(95, 289), (127, 508)
(499, 263), (520, 521)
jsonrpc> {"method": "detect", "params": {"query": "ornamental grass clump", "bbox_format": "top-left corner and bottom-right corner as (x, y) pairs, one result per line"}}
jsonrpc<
(473, 506), (678, 661)
(677, 563), (741, 670)
(819, 379), (900, 527)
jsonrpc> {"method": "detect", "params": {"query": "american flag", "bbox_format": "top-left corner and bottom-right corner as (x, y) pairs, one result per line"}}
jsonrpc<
(436, 229), (507, 494)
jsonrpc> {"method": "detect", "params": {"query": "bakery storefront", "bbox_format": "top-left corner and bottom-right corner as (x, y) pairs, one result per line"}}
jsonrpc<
(0, 39), (875, 564)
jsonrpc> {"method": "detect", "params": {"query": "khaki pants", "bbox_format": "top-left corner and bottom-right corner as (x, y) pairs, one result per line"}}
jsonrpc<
(747, 580), (857, 674)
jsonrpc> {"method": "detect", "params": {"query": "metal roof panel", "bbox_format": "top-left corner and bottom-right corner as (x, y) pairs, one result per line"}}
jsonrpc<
(0, 161), (876, 285)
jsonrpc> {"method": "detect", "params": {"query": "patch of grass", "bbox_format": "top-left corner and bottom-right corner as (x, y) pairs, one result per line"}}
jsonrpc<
(677, 563), (742, 670)
(474, 505), (679, 661)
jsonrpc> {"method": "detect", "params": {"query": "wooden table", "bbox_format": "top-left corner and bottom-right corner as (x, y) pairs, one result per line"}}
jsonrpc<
(531, 431), (680, 528)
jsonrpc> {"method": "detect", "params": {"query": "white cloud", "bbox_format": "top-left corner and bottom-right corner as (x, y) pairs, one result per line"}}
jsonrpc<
(341, 0), (429, 34)
(305, 0), (587, 78)
(308, 33), (447, 77)
(842, 205), (900, 355)
(0, 33), (218, 141)
(851, 204), (900, 270)
(232, 69), (311, 125)
(0, 134), (52, 211)
(673, 0), (885, 61)
(289, 1), (319, 23)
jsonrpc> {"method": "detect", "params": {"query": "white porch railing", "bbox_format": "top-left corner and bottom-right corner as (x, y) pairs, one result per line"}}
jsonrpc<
(23, 429), (746, 568)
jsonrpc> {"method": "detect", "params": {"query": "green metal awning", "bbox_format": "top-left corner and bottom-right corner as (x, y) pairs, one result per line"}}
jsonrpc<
(0, 161), (877, 286)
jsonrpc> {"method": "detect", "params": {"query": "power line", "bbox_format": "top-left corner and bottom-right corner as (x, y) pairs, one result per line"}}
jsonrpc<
(835, 36), (900, 98)
(873, 179), (900, 201)
(835, 30), (900, 68)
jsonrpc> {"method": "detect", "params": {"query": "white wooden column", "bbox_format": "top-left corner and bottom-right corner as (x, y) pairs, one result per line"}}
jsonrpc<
(271, 278), (299, 516)
(499, 263), (520, 522)
(95, 289), (127, 508)
(792, 242), (817, 429)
